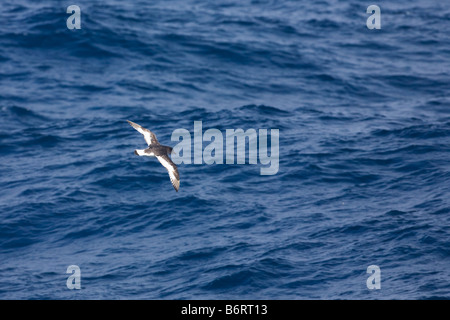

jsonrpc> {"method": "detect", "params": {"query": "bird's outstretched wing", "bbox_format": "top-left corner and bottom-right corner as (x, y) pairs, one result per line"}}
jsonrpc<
(127, 120), (159, 146)
(156, 154), (180, 192)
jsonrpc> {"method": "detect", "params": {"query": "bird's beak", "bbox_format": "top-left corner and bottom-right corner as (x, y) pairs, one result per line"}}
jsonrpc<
(134, 150), (138, 155)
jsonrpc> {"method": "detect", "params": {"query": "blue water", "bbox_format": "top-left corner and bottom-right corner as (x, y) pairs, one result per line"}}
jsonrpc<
(1, 0), (449, 299)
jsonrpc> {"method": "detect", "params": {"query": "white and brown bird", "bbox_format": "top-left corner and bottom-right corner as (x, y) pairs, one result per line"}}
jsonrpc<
(127, 120), (180, 192)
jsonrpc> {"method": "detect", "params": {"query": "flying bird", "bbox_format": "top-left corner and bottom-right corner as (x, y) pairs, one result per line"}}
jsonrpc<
(127, 120), (180, 192)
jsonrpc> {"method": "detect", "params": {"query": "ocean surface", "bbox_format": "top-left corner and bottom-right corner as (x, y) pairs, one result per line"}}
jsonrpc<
(0, 0), (449, 299)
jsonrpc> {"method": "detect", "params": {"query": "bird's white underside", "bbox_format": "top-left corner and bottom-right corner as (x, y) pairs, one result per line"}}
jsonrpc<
(135, 149), (155, 157)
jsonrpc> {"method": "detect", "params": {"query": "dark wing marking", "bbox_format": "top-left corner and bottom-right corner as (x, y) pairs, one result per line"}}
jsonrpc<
(156, 154), (180, 192)
(127, 120), (159, 146)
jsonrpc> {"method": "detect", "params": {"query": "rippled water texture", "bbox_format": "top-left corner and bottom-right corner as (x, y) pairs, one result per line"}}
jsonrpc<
(0, 0), (449, 299)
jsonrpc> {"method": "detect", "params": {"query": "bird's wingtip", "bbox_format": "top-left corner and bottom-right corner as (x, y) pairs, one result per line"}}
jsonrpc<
(127, 120), (137, 127)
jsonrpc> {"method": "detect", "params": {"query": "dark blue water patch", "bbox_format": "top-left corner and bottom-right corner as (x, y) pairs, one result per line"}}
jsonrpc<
(0, 236), (36, 250)
(263, 240), (328, 255)
(306, 18), (341, 30)
(429, 208), (450, 216)
(61, 226), (107, 241)
(371, 123), (450, 139)
(385, 209), (408, 217)
(1, 105), (48, 122)
(178, 246), (228, 261)
(377, 75), (448, 93)
(338, 40), (399, 52)
(201, 267), (277, 291)
(375, 144), (443, 156)
(28, 134), (64, 148)
(117, 79), (174, 94)
(237, 104), (291, 117)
